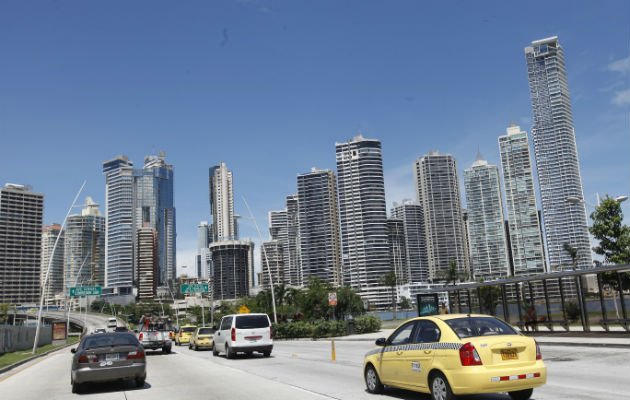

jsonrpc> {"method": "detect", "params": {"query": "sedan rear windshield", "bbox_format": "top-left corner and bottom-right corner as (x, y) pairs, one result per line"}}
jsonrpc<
(235, 315), (269, 329)
(83, 333), (139, 348)
(446, 317), (517, 339)
(198, 328), (214, 335)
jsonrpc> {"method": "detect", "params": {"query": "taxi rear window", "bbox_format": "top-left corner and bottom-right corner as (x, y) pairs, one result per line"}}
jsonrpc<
(446, 317), (517, 338)
(235, 315), (269, 329)
(182, 327), (196, 333)
(198, 328), (214, 335)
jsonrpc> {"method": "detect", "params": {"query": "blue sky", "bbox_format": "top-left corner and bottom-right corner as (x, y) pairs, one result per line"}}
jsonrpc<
(1, 1), (628, 277)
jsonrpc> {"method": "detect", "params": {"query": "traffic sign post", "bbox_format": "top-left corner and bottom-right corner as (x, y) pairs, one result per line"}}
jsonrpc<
(180, 283), (210, 294)
(328, 292), (337, 321)
(69, 286), (102, 297)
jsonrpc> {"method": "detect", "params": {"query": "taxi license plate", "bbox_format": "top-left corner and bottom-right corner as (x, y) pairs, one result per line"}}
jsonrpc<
(106, 353), (119, 361)
(501, 349), (518, 360)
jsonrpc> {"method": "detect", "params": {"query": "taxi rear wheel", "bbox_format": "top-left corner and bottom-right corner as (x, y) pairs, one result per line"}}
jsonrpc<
(508, 389), (533, 400)
(430, 372), (455, 400)
(364, 365), (383, 394)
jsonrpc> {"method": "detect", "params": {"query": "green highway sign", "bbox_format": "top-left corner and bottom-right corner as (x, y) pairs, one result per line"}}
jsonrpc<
(70, 286), (102, 297)
(180, 283), (210, 294)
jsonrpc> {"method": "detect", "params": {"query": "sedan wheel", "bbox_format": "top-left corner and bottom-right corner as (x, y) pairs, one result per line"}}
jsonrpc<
(430, 373), (455, 400)
(364, 365), (383, 394)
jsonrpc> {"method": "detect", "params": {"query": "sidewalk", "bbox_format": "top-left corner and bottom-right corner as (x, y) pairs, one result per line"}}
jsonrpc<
(332, 328), (630, 348)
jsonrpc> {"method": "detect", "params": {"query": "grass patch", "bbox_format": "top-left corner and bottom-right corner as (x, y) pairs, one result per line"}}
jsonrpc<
(0, 337), (79, 369)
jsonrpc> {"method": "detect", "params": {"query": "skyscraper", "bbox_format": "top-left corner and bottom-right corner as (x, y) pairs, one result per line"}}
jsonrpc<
(269, 195), (301, 286)
(387, 218), (408, 283)
(209, 162), (237, 241)
(103, 155), (134, 295)
(133, 151), (176, 286)
(464, 152), (510, 280)
(260, 240), (284, 288)
(414, 151), (469, 281)
(137, 224), (158, 300)
(391, 200), (429, 283)
(41, 224), (64, 304)
(499, 123), (546, 276)
(197, 221), (212, 279)
(0, 184), (44, 304)
(64, 197), (106, 296)
(210, 240), (254, 299)
(525, 36), (592, 269)
(297, 168), (342, 286)
(336, 135), (391, 307)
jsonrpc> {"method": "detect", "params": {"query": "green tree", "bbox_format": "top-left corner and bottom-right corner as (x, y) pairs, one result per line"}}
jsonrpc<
(332, 285), (365, 320)
(478, 283), (501, 315)
(437, 260), (468, 312)
(562, 243), (581, 270)
(380, 271), (398, 319)
(399, 296), (411, 310)
(0, 303), (9, 324)
(299, 278), (331, 321)
(589, 196), (630, 290)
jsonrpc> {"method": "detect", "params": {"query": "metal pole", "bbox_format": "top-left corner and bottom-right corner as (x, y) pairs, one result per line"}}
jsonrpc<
(558, 278), (569, 331)
(501, 285), (509, 323)
(617, 272), (628, 329)
(33, 181), (85, 354)
(242, 196), (277, 323)
(596, 274), (608, 331)
(542, 280), (553, 332)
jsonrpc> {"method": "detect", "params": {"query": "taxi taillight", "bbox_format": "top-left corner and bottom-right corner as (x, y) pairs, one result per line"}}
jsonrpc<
(535, 340), (542, 360)
(139, 333), (143, 340)
(179, 332), (182, 337)
(169, 331), (173, 339)
(231, 327), (236, 342)
(459, 342), (482, 366)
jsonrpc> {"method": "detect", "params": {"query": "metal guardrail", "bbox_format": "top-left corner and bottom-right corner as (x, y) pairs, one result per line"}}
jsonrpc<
(419, 264), (630, 332)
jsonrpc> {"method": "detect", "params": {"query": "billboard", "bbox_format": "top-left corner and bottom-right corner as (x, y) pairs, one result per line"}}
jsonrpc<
(416, 293), (439, 316)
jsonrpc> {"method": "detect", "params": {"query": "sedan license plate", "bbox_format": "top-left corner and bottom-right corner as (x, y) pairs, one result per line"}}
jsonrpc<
(106, 353), (119, 361)
(501, 349), (518, 360)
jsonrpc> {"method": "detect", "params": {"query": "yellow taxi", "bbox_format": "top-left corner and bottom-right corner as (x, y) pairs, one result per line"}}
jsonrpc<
(175, 325), (197, 346)
(363, 314), (546, 400)
(188, 327), (215, 351)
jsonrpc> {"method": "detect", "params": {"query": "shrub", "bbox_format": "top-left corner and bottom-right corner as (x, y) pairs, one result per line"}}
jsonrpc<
(272, 322), (313, 339)
(354, 315), (381, 334)
(565, 302), (580, 322)
(312, 321), (345, 338)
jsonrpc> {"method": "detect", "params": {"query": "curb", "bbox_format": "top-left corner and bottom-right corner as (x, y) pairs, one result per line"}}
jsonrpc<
(0, 341), (76, 375)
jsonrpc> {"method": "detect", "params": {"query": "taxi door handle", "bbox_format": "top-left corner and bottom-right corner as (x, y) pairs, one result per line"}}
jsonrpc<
(396, 351), (403, 356)
(423, 350), (432, 354)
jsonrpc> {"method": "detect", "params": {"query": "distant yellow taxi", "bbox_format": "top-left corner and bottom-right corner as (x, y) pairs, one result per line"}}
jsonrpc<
(175, 325), (197, 346)
(363, 314), (546, 400)
(189, 327), (215, 351)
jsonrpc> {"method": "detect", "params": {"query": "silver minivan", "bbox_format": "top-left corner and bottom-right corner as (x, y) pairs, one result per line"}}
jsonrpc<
(213, 313), (273, 358)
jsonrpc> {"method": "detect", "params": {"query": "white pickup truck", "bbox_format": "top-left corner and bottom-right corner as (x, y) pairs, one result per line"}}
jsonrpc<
(136, 315), (173, 354)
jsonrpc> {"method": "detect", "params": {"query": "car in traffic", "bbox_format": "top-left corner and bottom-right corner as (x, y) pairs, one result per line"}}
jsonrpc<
(136, 314), (173, 354)
(363, 314), (546, 400)
(93, 328), (107, 334)
(189, 327), (215, 351)
(213, 313), (272, 358)
(107, 317), (118, 331)
(175, 325), (197, 346)
(70, 332), (146, 393)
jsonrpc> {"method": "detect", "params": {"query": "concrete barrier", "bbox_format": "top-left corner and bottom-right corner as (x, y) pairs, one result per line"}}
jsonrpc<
(0, 325), (52, 354)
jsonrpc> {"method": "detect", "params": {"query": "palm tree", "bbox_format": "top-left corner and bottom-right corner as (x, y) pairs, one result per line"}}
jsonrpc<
(437, 259), (468, 312)
(380, 271), (398, 319)
(562, 243), (581, 270)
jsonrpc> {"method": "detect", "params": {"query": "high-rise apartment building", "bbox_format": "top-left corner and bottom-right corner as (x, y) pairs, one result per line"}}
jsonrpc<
(260, 240), (284, 288)
(41, 224), (64, 303)
(464, 153), (510, 280)
(269, 195), (301, 286)
(391, 200), (429, 283)
(336, 135), (391, 307)
(133, 152), (176, 286)
(499, 123), (546, 275)
(297, 168), (342, 286)
(387, 218), (408, 283)
(525, 36), (592, 269)
(209, 162), (237, 241)
(210, 240), (254, 299)
(414, 151), (469, 281)
(197, 221), (212, 279)
(103, 155), (135, 295)
(137, 224), (158, 300)
(64, 197), (106, 294)
(0, 184), (44, 304)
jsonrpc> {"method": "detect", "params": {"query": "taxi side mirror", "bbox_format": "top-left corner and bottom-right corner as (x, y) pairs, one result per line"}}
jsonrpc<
(70, 348), (77, 354)
(375, 338), (386, 346)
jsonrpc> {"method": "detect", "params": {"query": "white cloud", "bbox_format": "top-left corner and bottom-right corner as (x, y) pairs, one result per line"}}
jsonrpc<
(611, 89), (630, 106)
(607, 56), (630, 73)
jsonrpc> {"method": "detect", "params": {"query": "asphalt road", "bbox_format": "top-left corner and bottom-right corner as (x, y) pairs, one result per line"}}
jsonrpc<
(0, 340), (627, 399)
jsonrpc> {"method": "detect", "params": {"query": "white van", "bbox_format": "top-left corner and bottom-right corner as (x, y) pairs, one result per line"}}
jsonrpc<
(213, 313), (273, 358)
